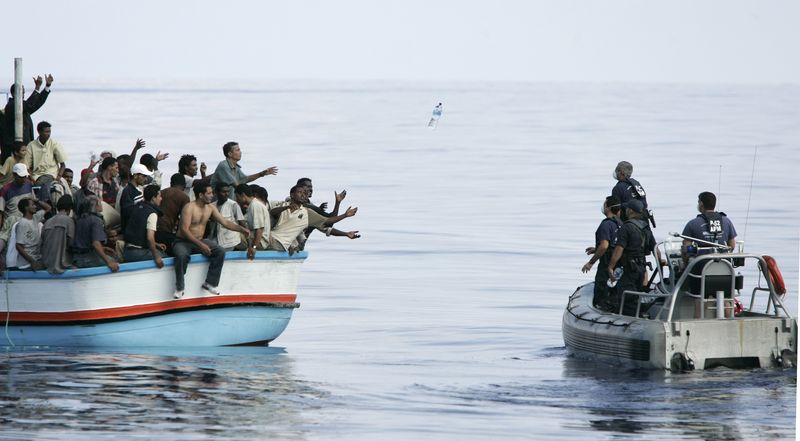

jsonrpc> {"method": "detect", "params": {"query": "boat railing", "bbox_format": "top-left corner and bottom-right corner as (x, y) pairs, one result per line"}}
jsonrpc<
(619, 289), (672, 319)
(662, 253), (792, 322)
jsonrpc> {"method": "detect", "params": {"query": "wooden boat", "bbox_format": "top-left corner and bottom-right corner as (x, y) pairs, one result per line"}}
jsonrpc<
(563, 236), (797, 370)
(0, 251), (305, 347)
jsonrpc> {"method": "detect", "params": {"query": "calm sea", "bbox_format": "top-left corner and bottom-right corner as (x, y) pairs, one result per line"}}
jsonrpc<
(1, 81), (797, 440)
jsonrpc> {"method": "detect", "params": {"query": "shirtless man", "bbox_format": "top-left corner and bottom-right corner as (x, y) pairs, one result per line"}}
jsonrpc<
(172, 181), (249, 299)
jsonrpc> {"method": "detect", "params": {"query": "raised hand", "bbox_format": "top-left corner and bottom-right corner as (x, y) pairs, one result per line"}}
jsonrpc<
(134, 138), (146, 151)
(319, 202), (328, 211)
(335, 189), (347, 203)
(344, 206), (358, 217)
(260, 166), (278, 177)
(200, 162), (207, 175)
(155, 151), (169, 161)
(33, 75), (43, 90)
(45, 74), (54, 87)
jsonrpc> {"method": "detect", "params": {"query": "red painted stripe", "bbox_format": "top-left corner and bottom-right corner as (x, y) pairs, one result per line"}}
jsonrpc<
(8, 294), (297, 322)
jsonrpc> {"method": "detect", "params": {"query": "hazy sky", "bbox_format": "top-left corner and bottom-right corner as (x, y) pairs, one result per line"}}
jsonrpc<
(2, 0), (798, 84)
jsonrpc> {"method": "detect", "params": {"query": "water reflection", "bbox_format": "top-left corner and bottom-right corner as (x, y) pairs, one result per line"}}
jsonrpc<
(0, 347), (327, 440)
(561, 356), (794, 440)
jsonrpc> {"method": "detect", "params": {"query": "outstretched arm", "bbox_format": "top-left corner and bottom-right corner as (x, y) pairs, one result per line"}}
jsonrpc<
(328, 228), (360, 239)
(246, 166), (278, 183)
(323, 206), (357, 226)
(210, 205), (249, 235)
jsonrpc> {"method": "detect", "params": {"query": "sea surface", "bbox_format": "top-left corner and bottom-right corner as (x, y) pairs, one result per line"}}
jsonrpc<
(0, 81), (798, 440)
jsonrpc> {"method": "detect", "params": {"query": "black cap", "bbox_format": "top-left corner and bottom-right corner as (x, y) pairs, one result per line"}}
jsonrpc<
(623, 199), (645, 214)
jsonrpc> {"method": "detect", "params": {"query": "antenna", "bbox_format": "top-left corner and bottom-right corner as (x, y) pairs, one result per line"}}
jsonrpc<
(717, 165), (722, 209)
(742, 146), (758, 246)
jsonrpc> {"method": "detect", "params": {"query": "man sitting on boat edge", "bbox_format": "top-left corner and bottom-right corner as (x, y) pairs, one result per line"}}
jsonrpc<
(123, 185), (167, 268)
(172, 181), (249, 299)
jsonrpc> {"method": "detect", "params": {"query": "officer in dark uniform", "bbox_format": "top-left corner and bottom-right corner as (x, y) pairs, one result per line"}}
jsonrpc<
(681, 191), (737, 254)
(607, 199), (656, 316)
(611, 161), (649, 223)
(582, 195), (622, 310)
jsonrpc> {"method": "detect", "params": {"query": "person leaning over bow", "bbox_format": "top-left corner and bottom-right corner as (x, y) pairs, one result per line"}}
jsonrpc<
(267, 185), (360, 255)
(209, 141), (278, 196)
(172, 181), (249, 299)
(72, 195), (119, 272)
(123, 185), (167, 268)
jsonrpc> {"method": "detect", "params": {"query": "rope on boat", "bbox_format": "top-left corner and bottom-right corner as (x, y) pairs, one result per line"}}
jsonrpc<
(3, 270), (14, 347)
(565, 303), (631, 328)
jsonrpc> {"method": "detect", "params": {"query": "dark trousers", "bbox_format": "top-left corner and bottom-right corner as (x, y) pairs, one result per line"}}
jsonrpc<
(610, 267), (643, 316)
(172, 238), (225, 291)
(122, 245), (165, 263)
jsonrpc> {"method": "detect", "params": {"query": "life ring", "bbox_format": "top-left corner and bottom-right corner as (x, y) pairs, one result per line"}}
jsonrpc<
(763, 255), (787, 296)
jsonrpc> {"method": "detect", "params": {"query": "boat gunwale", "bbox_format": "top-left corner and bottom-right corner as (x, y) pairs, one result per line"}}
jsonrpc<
(3, 250), (308, 280)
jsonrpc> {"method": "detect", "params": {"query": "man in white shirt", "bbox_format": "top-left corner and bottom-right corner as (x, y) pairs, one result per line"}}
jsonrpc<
(211, 182), (247, 252)
(234, 184), (271, 259)
(268, 185), (360, 254)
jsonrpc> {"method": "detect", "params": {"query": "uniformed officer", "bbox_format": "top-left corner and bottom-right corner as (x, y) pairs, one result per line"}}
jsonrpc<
(611, 161), (648, 222)
(607, 199), (656, 316)
(582, 195), (623, 310)
(681, 191), (737, 255)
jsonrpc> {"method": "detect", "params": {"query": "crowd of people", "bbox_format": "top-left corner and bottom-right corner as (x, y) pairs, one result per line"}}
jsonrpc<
(0, 77), (361, 299)
(581, 161), (738, 316)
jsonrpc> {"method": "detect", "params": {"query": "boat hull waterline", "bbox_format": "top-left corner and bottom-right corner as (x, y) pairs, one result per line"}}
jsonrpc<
(0, 251), (306, 347)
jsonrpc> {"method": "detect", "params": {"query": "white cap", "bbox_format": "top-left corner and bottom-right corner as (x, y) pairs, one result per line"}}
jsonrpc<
(130, 163), (153, 176)
(12, 163), (28, 177)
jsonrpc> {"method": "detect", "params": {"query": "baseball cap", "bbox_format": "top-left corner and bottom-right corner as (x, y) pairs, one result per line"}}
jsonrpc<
(130, 163), (153, 176)
(12, 163), (29, 177)
(623, 199), (644, 214)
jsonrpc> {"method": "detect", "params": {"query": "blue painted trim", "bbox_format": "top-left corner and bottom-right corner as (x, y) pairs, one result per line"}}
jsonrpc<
(5, 250), (308, 280)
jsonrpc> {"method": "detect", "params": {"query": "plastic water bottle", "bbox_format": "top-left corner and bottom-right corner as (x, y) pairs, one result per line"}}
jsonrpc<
(428, 102), (443, 128)
(607, 267), (624, 288)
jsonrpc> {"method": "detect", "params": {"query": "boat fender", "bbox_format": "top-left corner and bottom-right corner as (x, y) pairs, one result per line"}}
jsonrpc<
(763, 256), (787, 296)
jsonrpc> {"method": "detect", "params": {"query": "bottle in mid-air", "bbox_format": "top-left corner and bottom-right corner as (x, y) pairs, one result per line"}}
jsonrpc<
(428, 102), (443, 128)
